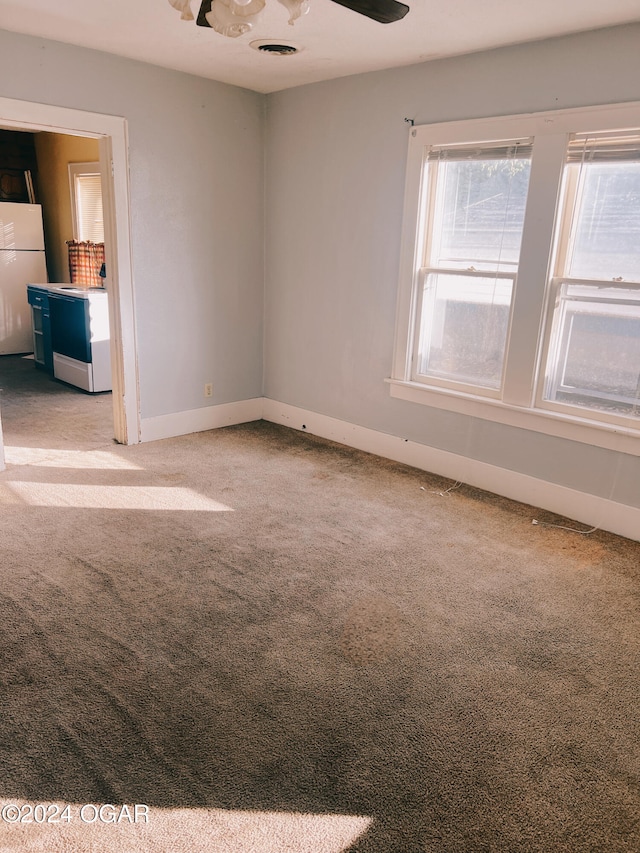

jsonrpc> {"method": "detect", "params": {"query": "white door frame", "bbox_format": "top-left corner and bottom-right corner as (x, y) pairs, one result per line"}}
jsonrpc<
(0, 96), (140, 457)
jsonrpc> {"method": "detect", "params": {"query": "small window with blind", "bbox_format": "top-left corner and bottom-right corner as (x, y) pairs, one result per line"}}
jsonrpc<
(68, 162), (104, 243)
(413, 139), (532, 394)
(540, 131), (640, 423)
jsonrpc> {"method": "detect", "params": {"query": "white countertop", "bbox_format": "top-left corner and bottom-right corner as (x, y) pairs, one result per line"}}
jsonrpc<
(28, 283), (108, 299)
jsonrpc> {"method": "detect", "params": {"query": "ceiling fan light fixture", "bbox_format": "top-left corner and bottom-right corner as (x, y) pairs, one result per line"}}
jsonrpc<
(168, 0), (195, 20)
(224, 0), (267, 18)
(205, 0), (257, 36)
(189, 0), (410, 37)
(276, 0), (311, 25)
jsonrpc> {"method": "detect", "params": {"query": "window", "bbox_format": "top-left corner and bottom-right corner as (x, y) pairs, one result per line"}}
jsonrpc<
(391, 103), (640, 452)
(414, 140), (532, 394)
(68, 162), (104, 243)
(540, 133), (640, 422)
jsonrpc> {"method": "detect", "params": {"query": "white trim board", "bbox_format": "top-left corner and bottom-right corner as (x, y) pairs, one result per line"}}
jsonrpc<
(0, 96), (139, 446)
(140, 398), (263, 443)
(388, 380), (640, 456)
(261, 399), (640, 543)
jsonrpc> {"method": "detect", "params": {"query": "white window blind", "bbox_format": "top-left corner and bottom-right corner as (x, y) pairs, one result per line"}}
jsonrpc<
(68, 162), (104, 243)
(426, 139), (534, 162)
(76, 173), (104, 242)
(566, 132), (640, 163)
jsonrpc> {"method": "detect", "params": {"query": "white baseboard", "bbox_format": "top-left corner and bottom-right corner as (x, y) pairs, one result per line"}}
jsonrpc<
(262, 399), (640, 543)
(140, 398), (263, 443)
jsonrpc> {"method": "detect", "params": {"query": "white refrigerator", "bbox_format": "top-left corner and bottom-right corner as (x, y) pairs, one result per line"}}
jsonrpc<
(0, 202), (48, 355)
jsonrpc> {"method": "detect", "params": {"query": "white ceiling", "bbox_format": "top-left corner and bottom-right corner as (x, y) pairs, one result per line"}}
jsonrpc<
(0, 0), (639, 94)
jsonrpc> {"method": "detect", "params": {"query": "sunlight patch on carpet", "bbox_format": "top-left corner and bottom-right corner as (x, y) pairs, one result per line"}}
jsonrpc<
(1, 482), (233, 511)
(4, 446), (142, 470)
(0, 801), (372, 852)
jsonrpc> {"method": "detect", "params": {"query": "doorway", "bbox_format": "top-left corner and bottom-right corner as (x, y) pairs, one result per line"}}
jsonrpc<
(0, 96), (139, 468)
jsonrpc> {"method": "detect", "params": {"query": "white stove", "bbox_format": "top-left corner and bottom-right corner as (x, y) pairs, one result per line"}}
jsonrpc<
(28, 284), (111, 393)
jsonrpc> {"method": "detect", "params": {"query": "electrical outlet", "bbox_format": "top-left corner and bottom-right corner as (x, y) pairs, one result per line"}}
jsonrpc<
(204, 383), (213, 398)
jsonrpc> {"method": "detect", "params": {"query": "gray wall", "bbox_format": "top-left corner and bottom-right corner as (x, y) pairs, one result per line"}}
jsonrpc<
(0, 29), (265, 419)
(1, 24), (639, 510)
(264, 25), (640, 508)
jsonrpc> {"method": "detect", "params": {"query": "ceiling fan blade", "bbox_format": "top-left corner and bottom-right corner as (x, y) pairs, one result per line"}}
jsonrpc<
(329, 0), (409, 24)
(196, 0), (213, 26)
(197, 0), (409, 27)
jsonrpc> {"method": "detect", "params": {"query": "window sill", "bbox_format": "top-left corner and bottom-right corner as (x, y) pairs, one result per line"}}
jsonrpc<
(386, 378), (640, 456)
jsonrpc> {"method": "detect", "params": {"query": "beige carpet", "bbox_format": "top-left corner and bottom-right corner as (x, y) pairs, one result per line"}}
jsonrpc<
(0, 354), (639, 852)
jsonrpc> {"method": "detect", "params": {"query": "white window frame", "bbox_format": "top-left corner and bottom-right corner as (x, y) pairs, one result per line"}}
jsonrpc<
(390, 102), (640, 456)
(68, 161), (104, 243)
(411, 139), (532, 398)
